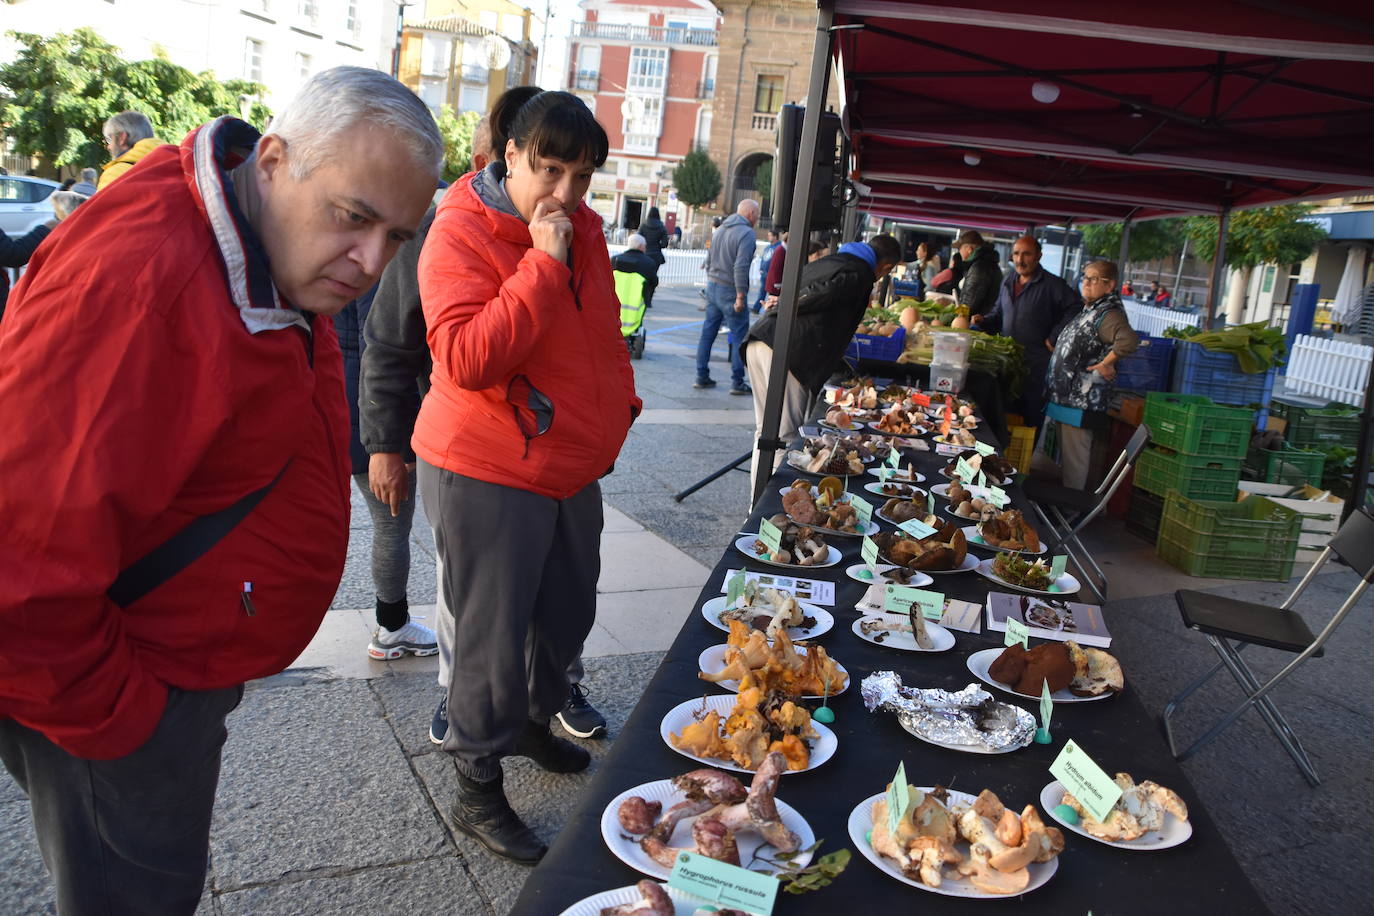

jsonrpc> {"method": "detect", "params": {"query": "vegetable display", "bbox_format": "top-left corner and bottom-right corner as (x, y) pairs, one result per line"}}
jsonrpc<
(1163, 321), (1287, 373)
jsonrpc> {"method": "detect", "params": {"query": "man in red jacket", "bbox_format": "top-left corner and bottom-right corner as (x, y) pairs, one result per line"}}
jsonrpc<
(0, 67), (440, 915)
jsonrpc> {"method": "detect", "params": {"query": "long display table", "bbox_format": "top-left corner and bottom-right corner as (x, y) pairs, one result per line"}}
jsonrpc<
(513, 422), (1268, 915)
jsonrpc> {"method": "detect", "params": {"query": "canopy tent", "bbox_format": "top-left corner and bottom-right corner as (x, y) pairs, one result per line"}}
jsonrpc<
(755, 0), (1374, 513)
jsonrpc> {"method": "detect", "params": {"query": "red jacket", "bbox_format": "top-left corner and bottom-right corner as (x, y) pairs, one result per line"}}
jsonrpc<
(0, 133), (351, 759)
(413, 173), (640, 498)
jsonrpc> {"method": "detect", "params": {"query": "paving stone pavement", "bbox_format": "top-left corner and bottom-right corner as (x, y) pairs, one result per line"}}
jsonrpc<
(2, 287), (1369, 915)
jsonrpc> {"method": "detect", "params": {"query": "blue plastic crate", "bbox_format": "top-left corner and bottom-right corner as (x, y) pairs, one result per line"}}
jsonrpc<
(1116, 333), (1175, 392)
(1170, 340), (1276, 415)
(845, 326), (906, 362)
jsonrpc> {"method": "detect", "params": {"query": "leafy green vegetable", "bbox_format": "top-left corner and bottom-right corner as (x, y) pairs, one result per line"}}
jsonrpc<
(1162, 321), (1287, 373)
(749, 841), (851, 894)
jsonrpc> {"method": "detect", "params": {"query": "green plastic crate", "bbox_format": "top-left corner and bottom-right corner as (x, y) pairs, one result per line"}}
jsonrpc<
(1247, 444), (1326, 487)
(1156, 490), (1300, 580)
(1142, 393), (1252, 458)
(1134, 446), (1242, 500)
(1271, 401), (1361, 450)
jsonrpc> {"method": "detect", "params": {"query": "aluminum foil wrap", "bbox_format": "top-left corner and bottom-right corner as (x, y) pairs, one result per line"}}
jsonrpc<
(862, 671), (1035, 752)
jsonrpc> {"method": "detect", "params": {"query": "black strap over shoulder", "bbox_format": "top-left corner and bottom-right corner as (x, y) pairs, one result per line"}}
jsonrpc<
(106, 460), (293, 609)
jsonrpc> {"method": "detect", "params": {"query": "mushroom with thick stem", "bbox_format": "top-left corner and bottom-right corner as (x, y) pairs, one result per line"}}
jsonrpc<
(598, 879), (675, 916)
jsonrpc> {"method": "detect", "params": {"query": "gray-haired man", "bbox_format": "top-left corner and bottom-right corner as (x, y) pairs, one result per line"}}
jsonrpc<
(0, 68), (441, 914)
(97, 110), (160, 192)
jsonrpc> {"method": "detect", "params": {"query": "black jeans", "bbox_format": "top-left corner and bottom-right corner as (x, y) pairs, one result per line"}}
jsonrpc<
(0, 684), (243, 916)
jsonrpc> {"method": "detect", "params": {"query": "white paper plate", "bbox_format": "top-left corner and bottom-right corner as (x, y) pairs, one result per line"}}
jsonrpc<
(851, 615), (955, 652)
(785, 451), (869, 477)
(939, 466), (1012, 486)
(601, 779), (816, 881)
(697, 644), (850, 697)
(866, 466), (926, 484)
(965, 647), (1114, 704)
(785, 515), (880, 538)
(974, 557), (1079, 596)
(962, 526), (1049, 556)
(847, 562), (934, 588)
(848, 791), (1058, 898)
(932, 434), (983, 449)
(929, 482), (994, 502)
(862, 480), (930, 500)
(875, 507), (946, 529)
(700, 595), (833, 641)
(660, 695), (838, 775)
(1039, 781), (1192, 850)
(733, 535), (842, 570)
(557, 883), (702, 916)
(921, 554), (982, 575)
(850, 570), (935, 607)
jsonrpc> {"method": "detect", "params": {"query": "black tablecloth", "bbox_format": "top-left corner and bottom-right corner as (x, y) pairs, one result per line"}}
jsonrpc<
(514, 431), (1268, 915)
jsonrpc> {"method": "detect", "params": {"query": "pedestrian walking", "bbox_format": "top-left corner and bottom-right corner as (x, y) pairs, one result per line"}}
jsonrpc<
(414, 88), (639, 865)
(0, 67), (440, 915)
(695, 198), (759, 394)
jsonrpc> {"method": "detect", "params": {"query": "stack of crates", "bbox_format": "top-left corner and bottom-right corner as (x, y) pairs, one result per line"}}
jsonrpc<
(1125, 487), (1166, 544)
(1170, 340), (1277, 428)
(1156, 491), (1302, 580)
(1270, 401), (1361, 451)
(1245, 442), (1327, 487)
(1114, 333), (1176, 393)
(1134, 393), (1252, 502)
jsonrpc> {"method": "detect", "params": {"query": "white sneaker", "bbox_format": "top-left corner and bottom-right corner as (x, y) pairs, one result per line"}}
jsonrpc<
(367, 619), (439, 660)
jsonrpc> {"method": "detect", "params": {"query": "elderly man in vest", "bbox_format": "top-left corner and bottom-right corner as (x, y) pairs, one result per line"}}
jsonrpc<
(0, 68), (441, 914)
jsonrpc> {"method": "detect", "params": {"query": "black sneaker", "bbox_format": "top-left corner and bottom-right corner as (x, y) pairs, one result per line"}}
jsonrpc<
(429, 696), (448, 746)
(693, 378), (716, 390)
(729, 385), (752, 396)
(555, 684), (608, 739)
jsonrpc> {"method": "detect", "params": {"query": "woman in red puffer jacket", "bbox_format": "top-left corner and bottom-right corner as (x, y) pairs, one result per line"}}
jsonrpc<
(414, 88), (639, 864)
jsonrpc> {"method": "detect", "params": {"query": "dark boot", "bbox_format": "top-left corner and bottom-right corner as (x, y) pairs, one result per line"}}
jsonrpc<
(453, 770), (546, 865)
(514, 718), (591, 773)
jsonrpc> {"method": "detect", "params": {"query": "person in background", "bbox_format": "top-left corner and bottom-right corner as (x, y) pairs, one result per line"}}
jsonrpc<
(1155, 285), (1173, 308)
(916, 240), (941, 297)
(973, 234), (1081, 429)
(0, 66), (440, 914)
(333, 282), (440, 663)
(695, 198), (759, 395)
(0, 195), (78, 322)
(763, 230), (789, 298)
(415, 89), (639, 864)
(743, 234), (902, 493)
(96, 111), (161, 191)
(1143, 279), (1159, 303)
(1121, 280), (1134, 298)
(70, 168), (98, 197)
(929, 247), (962, 295)
(1045, 259), (1139, 490)
(611, 232), (659, 308)
(954, 229), (1002, 318)
(754, 228), (782, 312)
(671, 223), (683, 248)
(638, 205), (669, 264)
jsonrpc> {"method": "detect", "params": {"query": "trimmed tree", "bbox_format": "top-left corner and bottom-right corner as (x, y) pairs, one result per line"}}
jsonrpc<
(435, 106), (482, 182)
(1081, 218), (1187, 263)
(674, 147), (723, 232)
(1182, 205), (1328, 269)
(754, 156), (773, 215)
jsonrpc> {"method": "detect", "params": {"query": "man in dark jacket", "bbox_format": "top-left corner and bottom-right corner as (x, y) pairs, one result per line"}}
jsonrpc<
(0, 197), (75, 322)
(974, 234), (1082, 428)
(743, 234), (902, 493)
(610, 233), (659, 308)
(955, 229), (1003, 318)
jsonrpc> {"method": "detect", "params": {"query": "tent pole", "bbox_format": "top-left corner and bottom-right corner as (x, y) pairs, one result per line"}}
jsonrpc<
(1061, 218), (1075, 279)
(751, 0), (835, 508)
(1206, 205), (1232, 329)
(1118, 218), (1132, 273)
(1346, 359), (1373, 521)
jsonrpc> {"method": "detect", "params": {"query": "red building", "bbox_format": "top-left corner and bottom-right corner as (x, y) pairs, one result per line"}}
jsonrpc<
(567, 0), (720, 232)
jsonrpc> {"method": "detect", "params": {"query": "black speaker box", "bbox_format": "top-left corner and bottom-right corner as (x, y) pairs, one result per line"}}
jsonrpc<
(771, 104), (842, 231)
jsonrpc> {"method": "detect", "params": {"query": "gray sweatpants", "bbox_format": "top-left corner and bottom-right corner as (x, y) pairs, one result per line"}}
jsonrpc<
(352, 471), (416, 609)
(418, 459), (602, 780)
(0, 686), (243, 916)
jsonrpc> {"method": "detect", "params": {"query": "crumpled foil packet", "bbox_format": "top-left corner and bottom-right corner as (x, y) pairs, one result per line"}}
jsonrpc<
(862, 671), (1035, 752)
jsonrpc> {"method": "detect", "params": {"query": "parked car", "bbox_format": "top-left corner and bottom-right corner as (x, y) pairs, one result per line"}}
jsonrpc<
(0, 175), (59, 237)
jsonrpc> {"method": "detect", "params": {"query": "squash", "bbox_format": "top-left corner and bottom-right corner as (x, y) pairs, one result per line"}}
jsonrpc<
(899, 306), (918, 333)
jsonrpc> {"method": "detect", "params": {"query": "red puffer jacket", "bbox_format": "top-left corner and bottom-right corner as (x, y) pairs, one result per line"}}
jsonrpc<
(413, 173), (640, 498)
(0, 133), (350, 759)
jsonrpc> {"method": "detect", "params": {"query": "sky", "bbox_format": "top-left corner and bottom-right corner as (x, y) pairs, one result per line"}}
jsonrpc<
(534, 0), (585, 88)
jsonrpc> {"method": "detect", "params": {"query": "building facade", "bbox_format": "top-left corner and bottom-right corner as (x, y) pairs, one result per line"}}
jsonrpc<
(0, 0), (402, 110)
(705, 0), (838, 224)
(398, 3), (538, 119)
(567, 0), (719, 232)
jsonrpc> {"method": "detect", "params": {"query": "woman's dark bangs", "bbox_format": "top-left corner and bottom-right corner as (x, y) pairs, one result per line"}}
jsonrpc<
(527, 104), (609, 168)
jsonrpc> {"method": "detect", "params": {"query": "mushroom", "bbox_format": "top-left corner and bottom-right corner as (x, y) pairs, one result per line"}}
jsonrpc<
(957, 847), (1031, 895)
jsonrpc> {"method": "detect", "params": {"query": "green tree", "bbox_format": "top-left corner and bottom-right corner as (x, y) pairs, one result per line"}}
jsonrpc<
(755, 156), (773, 213)
(1182, 205), (1328, 269)
(0, 28), (269, 174)
(1081, 218), (1187, 263)
(434, 106), (482, 183)
(675, 148), (723, 209)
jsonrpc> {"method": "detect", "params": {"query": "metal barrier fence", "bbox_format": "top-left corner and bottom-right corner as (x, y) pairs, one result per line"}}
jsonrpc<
(1284, 334), (1373, 407)
(609, 246), (764, 290)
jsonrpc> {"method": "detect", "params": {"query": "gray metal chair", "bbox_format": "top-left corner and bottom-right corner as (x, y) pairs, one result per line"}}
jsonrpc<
(1161, 507), (1374, 786)
(1024, 423), (1152, 602)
